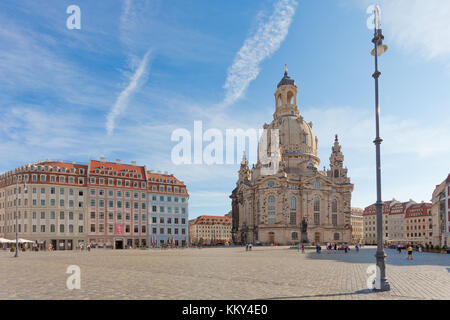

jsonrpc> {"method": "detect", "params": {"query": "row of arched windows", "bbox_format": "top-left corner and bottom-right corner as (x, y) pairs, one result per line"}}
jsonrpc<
(267, 196), (338, 212)
(314, 198), (338, 212)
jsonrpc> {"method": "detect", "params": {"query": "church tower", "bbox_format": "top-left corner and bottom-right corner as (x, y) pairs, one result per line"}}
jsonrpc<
(273, 65), (300, 119)
(238, 152), (250, 183)
(327, 135), (349, 184)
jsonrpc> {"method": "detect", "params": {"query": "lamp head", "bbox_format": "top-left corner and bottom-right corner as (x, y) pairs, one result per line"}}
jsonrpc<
(371, 28), (388, 56)
(371, 43), (388, 56)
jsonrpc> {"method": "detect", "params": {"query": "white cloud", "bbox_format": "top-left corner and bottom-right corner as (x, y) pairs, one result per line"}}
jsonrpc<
(360, 0), (450, 61)
(106, 50), (152, 135)
(222, 0), (298, 106)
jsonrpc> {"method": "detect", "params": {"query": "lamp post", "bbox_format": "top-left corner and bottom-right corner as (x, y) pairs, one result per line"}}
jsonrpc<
(371, 5), (390, 291)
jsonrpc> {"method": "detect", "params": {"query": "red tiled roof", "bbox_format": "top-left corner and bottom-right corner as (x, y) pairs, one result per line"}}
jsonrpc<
(405, 202), (431, 218)
(192, 215), (232, 225)
(89, 160), (146, 180)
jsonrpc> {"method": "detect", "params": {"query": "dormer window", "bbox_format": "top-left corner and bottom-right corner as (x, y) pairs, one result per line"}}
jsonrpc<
(302, 134), (307, 144)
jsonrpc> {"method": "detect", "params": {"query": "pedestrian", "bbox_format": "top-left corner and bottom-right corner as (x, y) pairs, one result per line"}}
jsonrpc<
(249, 243), (253, 251)
(418, 245), (422, 253)
(355, 243), (359, 252)
(87, 243), (91, 252)
(334, 243), (337, 251)
(407, 245), (413, 260)
(344, 243), (348, 253)
(301, 244), (305, 254)
(245, 243), (248, 251)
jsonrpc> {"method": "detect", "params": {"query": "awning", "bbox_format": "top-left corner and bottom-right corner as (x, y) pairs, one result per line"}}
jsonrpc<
(0, 238), (14, 243)
(18, 238), (34, 243)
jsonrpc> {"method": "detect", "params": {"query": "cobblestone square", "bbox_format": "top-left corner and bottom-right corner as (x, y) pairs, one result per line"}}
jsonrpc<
(1, 246), (449, 300)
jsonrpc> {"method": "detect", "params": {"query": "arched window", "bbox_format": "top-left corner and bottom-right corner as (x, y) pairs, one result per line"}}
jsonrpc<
(277, 94), (282, 107)
(302, 133), (307, 144)
(331, 199), (337, 213)
(334, 170), (339, 178)
(314, 180), (320, 189)
(334, 233), (340, 240)
(290, 196), (296, 210)
(268, 196), (275, 211)
(268, 196), (276, 224)
(287, 91), (294, 104)
(313, 197), (320, 211)
(292, 232), (298, 240)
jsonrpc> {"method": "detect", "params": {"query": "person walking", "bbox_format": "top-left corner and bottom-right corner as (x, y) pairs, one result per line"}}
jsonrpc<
(344, 243), (348, 253)
(407, 245), (413, 260)
(355, 243), (359, 252)
(301, 244), (305, 254)
(334, 243), (337, 251)
(245, 243), (248, 251)
(249, 243), (253, 251)
(397, 244), (402, 254)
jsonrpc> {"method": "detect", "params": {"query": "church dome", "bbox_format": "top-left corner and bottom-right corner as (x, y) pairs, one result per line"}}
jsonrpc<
(277, 70), (296, 88)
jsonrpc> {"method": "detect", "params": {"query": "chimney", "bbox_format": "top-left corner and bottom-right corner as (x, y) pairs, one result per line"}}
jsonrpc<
(116, 159), (121, 164)
(72, 161), (76, 164)
(100, 157), (106, 162)
(131, 161), (136, 166)
(164, 171), (168, 175)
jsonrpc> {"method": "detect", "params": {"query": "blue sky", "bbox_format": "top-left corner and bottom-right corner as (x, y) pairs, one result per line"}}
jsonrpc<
(1, 0), (449, 218)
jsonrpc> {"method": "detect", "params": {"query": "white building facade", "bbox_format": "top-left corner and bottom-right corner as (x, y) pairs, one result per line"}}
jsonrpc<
(148, 173), (189, 246)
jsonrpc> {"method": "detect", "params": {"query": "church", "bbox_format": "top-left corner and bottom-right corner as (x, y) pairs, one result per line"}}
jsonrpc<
(230, 68), (354, 245)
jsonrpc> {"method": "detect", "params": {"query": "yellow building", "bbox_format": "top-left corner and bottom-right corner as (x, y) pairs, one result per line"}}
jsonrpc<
(189, 215), (232, 245)
(350, 208), (364, 244)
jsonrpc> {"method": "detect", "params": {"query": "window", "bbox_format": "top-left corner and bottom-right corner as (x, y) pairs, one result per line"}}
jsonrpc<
(302, 133), (307, 144)
(314, 197), (320, 211)
(331, 199), (337, 213)
(314, 180), (320, 189)
(334, 233), (340, 240)
(290, 196), (296, 210)
(292, 232), (298, 240)
(268, 196), (275, 211)
(268, 212), (276, 224)
(290, 212), (296, 225)
(332, 214), (337, 226)
(314, 212), (320, 225)
(60, 224), (65, 233)
(51, 224), (55, 232)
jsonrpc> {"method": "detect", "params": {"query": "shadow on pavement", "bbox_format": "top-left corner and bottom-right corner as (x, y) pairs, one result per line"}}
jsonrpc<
(304, 248), (450, 267)
(258, 288), (379, 300)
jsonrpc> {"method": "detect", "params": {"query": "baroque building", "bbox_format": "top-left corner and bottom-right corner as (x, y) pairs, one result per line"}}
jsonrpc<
(0, 158), (189, 250)
(230, 69), (354, 245)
